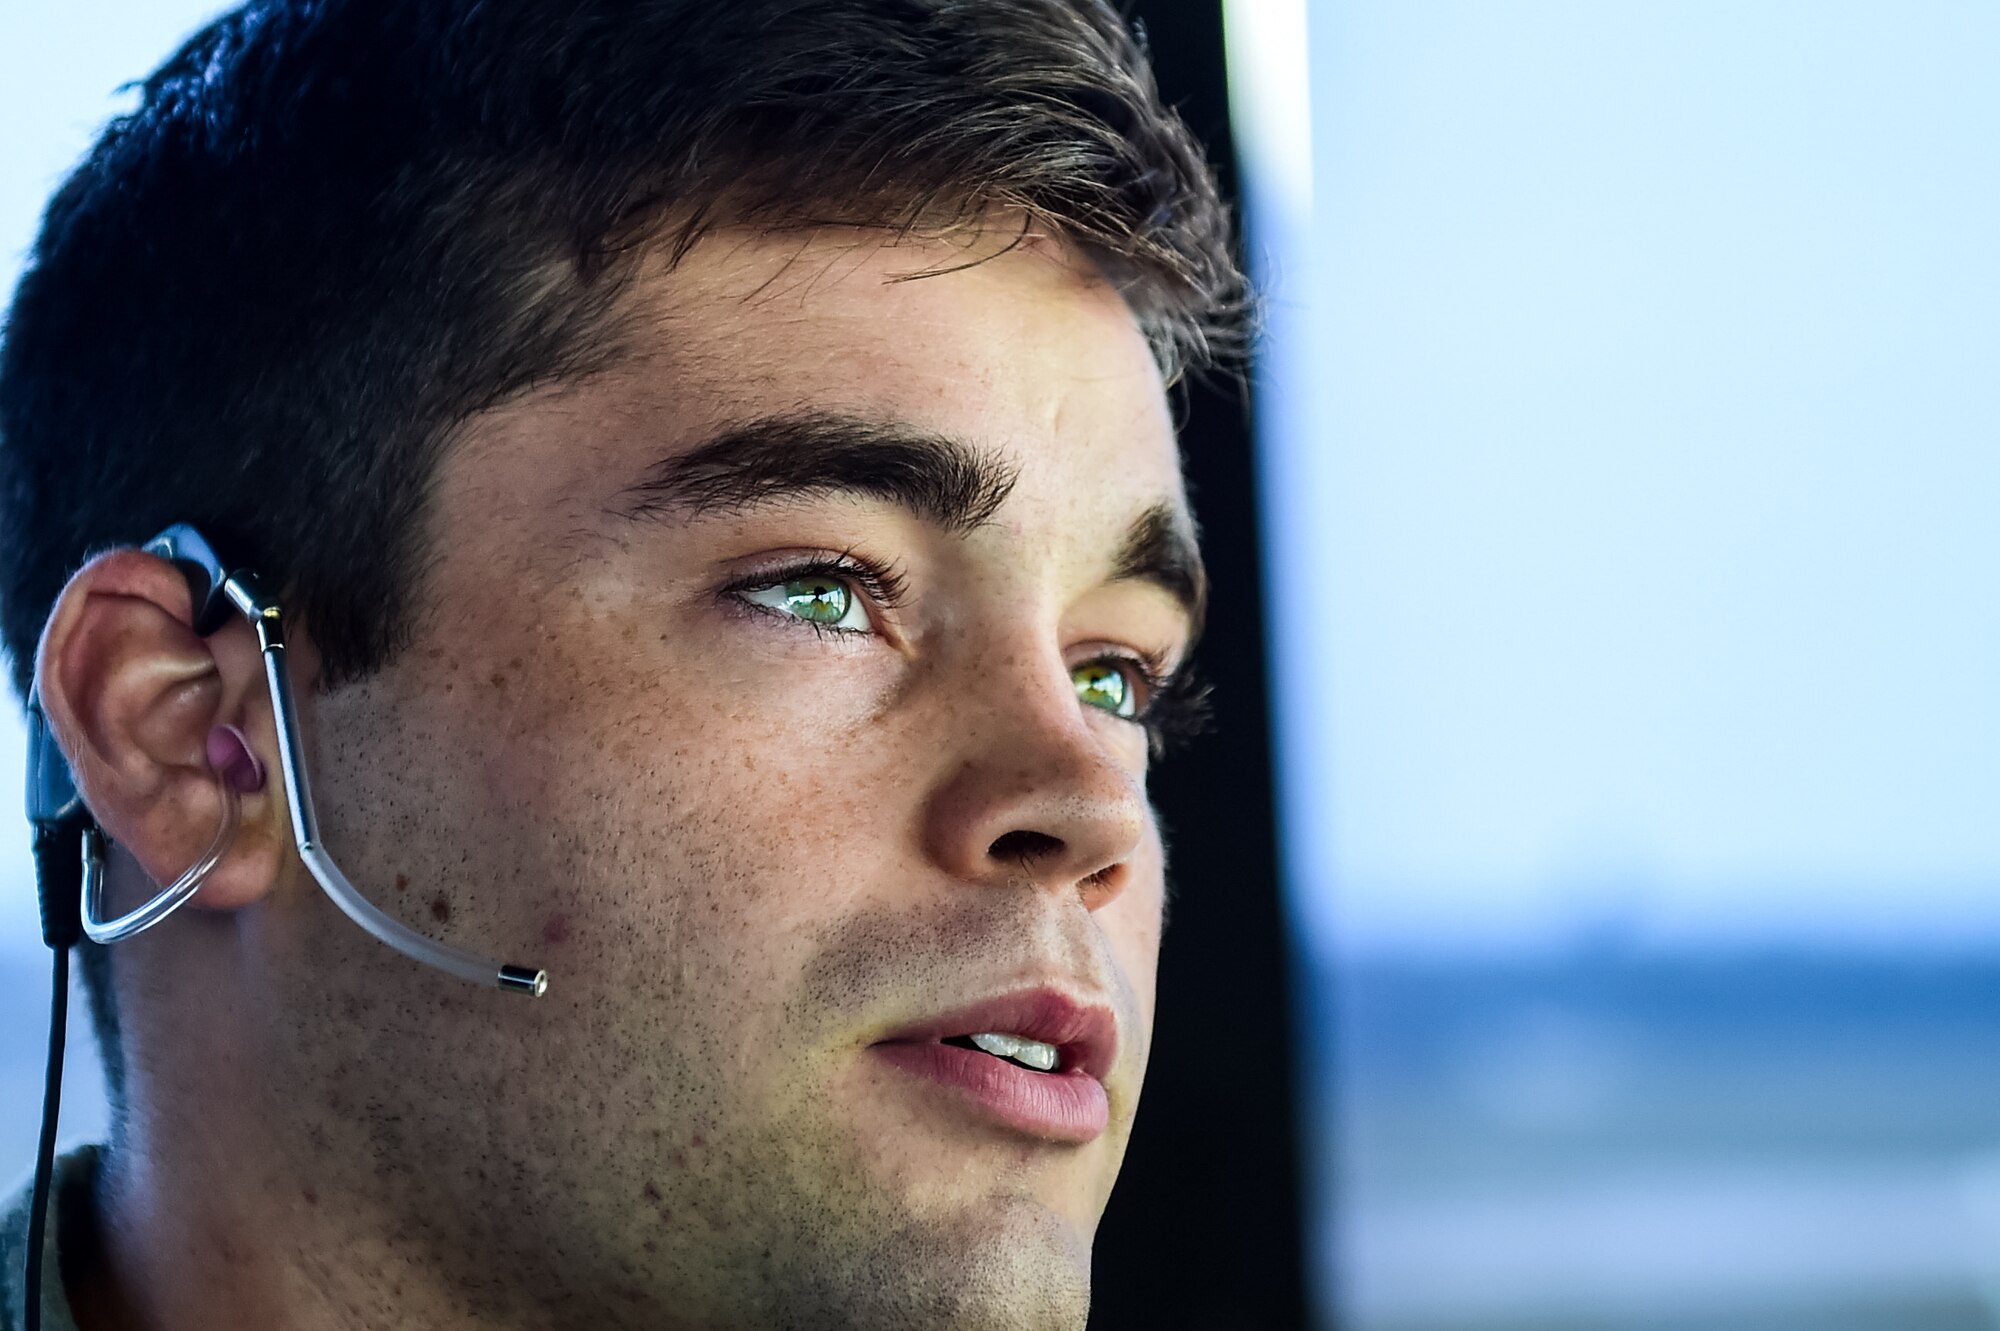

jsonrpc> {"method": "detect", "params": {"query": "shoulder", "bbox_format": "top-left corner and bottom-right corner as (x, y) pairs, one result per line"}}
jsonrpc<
(0, 1145), (102, 1331)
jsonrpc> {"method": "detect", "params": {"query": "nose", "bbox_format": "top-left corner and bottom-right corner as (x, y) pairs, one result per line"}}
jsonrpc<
(920, 652), (1149, 911)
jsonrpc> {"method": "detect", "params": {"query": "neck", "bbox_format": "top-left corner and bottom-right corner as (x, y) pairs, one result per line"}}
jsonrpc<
(65, 915), (558, 1331)
(63, 917), (684, 1331)
(78, 1068), (580, 1331)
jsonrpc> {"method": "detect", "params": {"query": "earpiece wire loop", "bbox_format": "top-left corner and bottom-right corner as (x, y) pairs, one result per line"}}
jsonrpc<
(79, 778), (240, 944)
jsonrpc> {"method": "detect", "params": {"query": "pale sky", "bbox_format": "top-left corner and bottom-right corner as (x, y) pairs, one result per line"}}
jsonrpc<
(1251, 1), (2000, 954)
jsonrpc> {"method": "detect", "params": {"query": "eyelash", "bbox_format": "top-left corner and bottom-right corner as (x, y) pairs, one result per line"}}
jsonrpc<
(721, 549), (910, 634)
(1121, 654), (1214, 758)
(722, 552), (1212, 755)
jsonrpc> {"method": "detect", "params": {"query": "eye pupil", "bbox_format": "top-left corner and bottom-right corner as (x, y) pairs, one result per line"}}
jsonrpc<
(783, 578), (849, 624)
(1073, 662), (1132, 717)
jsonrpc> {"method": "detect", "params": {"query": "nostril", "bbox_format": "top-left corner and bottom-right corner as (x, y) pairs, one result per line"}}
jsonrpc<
(989, 830), (1063, 867)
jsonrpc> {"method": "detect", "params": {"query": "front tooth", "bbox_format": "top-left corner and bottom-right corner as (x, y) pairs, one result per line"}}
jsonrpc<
(1013, 1040), (1058, 1072)
(970, 1032), (1023, 1060)
(969, 1031), (1059, 1071)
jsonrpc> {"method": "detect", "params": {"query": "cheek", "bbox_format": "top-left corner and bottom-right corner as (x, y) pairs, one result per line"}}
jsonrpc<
(1104, 821), (1168, 1040)
(452, 600), (913, 967)
(1096, 815), (1168, 1087)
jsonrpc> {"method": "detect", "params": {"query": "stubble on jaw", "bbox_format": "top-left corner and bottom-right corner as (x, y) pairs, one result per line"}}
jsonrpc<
(688, 891), (1138, 1331)
(268, 709), (1128, 1331)
(640, 891), (1143, 1330)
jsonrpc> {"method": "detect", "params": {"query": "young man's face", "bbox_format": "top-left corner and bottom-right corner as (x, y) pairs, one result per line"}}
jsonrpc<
(274, 229), (1195, 1328)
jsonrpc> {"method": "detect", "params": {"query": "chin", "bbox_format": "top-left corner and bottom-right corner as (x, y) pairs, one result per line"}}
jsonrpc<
(764, 1193), (1091, 1331)
(897, 1195), (1094, 1331)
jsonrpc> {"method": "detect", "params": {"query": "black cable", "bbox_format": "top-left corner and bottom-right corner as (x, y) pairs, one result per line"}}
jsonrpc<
(26, 809), (84, 1331)
(25, 945), (67, 1331)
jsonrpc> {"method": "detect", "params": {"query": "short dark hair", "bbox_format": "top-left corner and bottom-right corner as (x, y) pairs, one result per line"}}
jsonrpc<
(0, 0), (1240, 1099)
(0, 0), (1238, 702)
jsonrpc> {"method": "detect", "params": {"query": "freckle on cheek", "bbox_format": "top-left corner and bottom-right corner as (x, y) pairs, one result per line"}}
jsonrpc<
(541, 913), (571, 945)
(430, 895), (451, 923)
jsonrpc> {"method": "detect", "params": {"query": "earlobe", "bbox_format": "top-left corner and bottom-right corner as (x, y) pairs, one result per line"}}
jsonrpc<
(33, 547), (287, 914)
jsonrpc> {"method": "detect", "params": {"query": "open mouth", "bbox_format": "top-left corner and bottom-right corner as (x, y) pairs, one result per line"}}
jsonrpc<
(869, 989), (1116, 1143)
(940, 1031), (1064, 1073)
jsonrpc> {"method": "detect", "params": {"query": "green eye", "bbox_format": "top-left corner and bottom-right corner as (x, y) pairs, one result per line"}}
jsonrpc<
(779, 577), (849, 624)
(1072, 661), (1136, 718)
(740, 574), (868, 631)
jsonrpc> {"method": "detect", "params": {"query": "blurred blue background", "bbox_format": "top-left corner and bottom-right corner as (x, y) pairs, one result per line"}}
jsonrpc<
(7, 2), (2000, 1328)
(1228, 1), (2000, 1327)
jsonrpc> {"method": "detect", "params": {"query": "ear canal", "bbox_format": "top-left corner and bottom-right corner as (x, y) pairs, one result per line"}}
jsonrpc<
(206, 723), (266, 794)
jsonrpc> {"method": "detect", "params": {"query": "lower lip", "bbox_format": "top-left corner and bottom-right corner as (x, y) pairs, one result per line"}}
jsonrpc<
(870, 1042), (1109, 1144)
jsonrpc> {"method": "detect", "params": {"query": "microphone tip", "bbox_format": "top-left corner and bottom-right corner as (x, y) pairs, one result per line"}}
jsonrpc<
(499, 965), (548, 997)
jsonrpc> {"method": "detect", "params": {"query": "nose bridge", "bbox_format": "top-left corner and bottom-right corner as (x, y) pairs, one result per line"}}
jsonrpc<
(920, 634), (1148, 904)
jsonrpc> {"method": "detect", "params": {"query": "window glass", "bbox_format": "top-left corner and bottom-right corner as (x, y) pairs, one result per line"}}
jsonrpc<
(1229, 3), (2000, 1326)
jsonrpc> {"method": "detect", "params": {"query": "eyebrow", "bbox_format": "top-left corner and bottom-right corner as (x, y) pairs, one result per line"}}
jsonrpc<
(614, 409), (1207, 633)
(1113, 501), (1208, 643)
(614, 411), (1017, 535)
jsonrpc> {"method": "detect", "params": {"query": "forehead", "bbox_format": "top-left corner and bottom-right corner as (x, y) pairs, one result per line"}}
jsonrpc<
(546, 228), (1186, 517)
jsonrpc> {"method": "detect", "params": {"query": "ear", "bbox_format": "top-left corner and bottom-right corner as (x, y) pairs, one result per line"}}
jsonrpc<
(33, 547), (289, 912)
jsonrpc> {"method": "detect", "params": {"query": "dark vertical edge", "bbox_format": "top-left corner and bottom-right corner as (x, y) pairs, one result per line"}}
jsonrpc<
(1089, 1), (1309, 1327)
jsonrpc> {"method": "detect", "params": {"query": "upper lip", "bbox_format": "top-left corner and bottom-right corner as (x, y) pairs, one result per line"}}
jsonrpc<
(872, 987), (1119, 1082)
